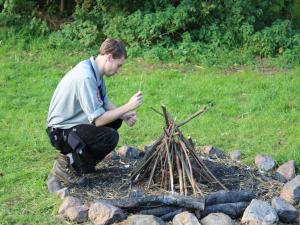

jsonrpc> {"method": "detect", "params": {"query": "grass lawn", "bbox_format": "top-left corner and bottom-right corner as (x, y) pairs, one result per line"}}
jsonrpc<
(0, 39), (299, 224)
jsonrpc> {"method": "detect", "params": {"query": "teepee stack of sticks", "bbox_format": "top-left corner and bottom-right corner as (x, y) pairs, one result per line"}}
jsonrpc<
(130, 105), (227, 196)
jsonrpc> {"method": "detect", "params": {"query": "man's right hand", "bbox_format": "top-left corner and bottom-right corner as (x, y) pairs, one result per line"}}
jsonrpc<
(94, 91), (142, 127)
(127, 91), (143, 110)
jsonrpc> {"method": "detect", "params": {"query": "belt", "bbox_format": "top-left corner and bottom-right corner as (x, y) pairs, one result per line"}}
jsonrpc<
(46, 127), (61, 134)
(47, 127), (68, 142)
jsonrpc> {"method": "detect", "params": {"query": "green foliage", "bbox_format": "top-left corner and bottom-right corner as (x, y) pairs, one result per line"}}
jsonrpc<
(245, 20), (294, 57)
(274, 34), (300, 67)
(290, 0), (300, 27)
(27, 17), (50, 36)
(51, 19), (100, 47)
(2, 0), (36, 15)
(2, 0), (300, 66)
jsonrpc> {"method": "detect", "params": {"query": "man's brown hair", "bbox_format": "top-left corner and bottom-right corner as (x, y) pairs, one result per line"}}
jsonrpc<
(99, 38), (127, 59)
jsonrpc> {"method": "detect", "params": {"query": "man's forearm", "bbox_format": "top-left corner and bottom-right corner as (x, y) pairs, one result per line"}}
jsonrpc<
(94, 104), (129, 127)
(104, 101), (117, 111)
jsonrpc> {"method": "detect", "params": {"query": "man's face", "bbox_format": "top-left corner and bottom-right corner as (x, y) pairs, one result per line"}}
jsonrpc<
(104, 54), (125, 76)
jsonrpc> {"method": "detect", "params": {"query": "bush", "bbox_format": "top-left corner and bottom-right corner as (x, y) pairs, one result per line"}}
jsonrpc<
(246, 20), (294, 57)
(2, 0), (300, 66)
(275, 34), (300, 67)
(49, 19), (100, 47)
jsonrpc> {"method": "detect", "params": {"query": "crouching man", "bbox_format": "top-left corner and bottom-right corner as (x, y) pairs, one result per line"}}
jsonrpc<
(46, 38), (143, 186)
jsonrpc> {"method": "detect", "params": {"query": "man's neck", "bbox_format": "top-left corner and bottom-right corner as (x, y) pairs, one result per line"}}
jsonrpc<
(95, 55), (105, 76)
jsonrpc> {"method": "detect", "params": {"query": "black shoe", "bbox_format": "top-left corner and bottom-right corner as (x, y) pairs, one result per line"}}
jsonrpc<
(51, 154), (88, 186)
(47, 173), (63, 192)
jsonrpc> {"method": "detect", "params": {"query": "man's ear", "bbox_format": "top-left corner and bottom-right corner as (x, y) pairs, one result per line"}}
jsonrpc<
(107, 53), (113, 61)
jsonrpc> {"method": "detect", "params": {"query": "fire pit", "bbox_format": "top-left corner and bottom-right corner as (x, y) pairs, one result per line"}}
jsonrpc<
(65, 106), (284, 222)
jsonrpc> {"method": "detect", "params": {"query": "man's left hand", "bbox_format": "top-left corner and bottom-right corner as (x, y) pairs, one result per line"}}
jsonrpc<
(121, 111), (137, 127)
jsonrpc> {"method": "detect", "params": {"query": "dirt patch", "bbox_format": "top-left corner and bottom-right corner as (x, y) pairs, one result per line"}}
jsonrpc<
(223, 58), (289, 76)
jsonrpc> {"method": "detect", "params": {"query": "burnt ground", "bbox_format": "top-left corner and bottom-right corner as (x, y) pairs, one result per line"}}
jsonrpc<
(69, 154), (283, 203)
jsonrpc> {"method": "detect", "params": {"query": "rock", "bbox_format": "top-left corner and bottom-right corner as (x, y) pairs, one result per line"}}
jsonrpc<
(58, 196), (82, 216)
(271, 197), (298, 223)
(65, 204), (89, 223)
(173, 211), (200, 225)
(105, 150), (120, 160)
(255, 154), (276, 172)
(229, 150), (242, 161)
(200, 213), (235, 225)
(241, 199), (278, 225)
(88, 201), (126, 225)
(202, 145), (224, 158)
(275, 160), (296, 183)
(118, 146), (144, 159)
(55, 187), (69, 199)
(47, 174), (62, 192)
(280, 175), (300, 205)
(121, 214), (165, 225)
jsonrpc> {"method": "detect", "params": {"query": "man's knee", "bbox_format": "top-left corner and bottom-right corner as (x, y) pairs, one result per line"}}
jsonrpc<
(94, 127), (119, 150)
(91, 128), (119, 161)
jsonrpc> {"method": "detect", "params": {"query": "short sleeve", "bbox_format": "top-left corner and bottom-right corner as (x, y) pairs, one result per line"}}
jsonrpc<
(77, 77), (105, 123)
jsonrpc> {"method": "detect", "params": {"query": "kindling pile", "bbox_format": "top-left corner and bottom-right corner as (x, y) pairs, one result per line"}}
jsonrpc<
(130, 105), (227, 196)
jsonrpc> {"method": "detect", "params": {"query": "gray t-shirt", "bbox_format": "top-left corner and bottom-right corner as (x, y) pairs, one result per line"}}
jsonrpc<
(47, 57), (109, 129)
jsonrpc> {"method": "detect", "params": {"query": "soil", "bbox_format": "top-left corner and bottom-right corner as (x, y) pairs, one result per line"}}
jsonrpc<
(69, 154), (283, 203)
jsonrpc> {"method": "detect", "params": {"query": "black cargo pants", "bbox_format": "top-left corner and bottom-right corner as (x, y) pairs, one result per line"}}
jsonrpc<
(47, 119), (122, 171)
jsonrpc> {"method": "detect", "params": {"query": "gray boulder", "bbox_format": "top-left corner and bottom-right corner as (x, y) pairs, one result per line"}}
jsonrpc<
(172, 211), (200, 225)
(200, 213), (235, 225)
(202, 145), (224, 158)
(121, 214), (165, 225)
(58, 196), (82, 216)
(275, 160), (296, 183)
(255, 155), (276, 172)
(241, 199), (278, 225)
(271, 197), (298, 223)
(65, 204), (89, 223)
(280, 175), (300, 205)
(105, 150), (120, 160)
(88, 201), (126, 225)
(230, 150), (242, 161)
(118, 146), (144, 159)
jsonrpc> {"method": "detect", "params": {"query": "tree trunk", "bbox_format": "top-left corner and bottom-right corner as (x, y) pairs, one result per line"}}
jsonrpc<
(60, 0), (64, 13)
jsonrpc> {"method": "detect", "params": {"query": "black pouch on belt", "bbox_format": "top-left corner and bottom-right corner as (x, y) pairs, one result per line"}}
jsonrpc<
(67, 131), (86, 155)
(46, 127), (64, 151)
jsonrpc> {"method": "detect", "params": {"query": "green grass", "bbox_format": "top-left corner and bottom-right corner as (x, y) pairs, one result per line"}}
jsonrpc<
(0, 37), (300, 224)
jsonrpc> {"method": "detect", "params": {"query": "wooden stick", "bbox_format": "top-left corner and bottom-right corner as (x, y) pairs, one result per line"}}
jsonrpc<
(161, 104), (170, 127)
(175, 144), (184, 195)
(161, 208), (184, 221)
(99, 194), (205, 211)
(205, 191), (254, 206)
(178, 133), (228, 190)
(139, 206), (179, 217)
(181, 151), (188, 195)
(165, 138), (174, 193)
(147, 151), (161, 189)
(179, 152), (197, 195)
(177, 107), (206, 127)
(203, 201), (250, 218)
(130, 149), (158, 181)
(151, 107), (163, 116)
(179, 140), (197, 195)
